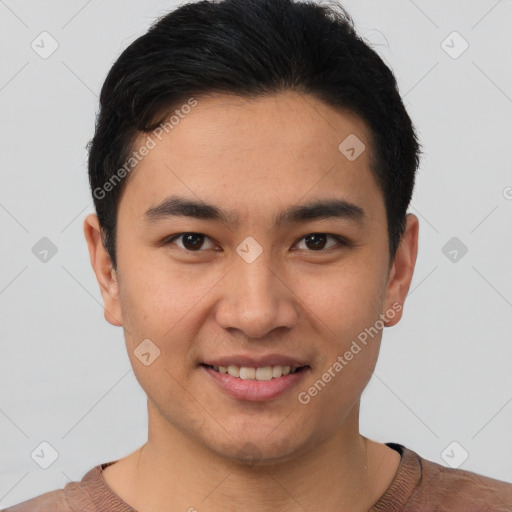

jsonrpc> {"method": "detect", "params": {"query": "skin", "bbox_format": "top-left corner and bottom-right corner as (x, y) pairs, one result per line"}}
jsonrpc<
(84, 91), (419, 512)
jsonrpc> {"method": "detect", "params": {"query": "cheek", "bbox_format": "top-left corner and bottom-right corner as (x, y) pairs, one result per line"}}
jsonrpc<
(292, 259), (385, 337)
(292, 260), (385, 405)
(117, 259), (199, 335)
(298, 349), (378, 436)
(116, 261), (228, 388)
(296, 321), (382, 432)
(117, 269), (198, 413)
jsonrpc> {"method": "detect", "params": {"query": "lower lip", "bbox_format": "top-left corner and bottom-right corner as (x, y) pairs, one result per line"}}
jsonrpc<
(201, 365), (309, 402)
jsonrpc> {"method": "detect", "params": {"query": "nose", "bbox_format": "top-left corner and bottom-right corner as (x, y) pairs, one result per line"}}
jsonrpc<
(214, 250), (298, 340)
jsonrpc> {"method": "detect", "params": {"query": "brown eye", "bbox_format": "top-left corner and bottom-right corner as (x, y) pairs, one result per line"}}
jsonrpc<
(294, 233), (347, 251)
(165, 233), (217, 251)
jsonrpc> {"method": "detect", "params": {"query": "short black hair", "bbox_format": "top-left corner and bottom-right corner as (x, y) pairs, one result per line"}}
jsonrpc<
(87, 0), (421, 270)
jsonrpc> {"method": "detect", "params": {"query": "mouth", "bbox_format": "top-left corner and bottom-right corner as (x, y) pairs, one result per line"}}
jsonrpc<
(201, 363), (309, 381)
(200, 362), (311, 401)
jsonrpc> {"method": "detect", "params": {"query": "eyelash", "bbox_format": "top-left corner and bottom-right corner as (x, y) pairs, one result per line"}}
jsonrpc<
(162, 232), (350, 252)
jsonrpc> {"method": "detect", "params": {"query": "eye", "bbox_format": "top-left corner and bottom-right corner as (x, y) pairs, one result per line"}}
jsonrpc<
(164, 232), (218, 251)
(162, 232), (349, 252)
(293, 233), (348, 251)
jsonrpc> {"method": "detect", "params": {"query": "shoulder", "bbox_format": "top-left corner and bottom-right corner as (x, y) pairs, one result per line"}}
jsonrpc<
(1, 489), (70, 512)
(1, 465), (105, 512)
(407, 446), (512, 511)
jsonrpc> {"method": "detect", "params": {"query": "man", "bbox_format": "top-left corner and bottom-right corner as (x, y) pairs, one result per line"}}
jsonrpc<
(4, 0), (512, 510)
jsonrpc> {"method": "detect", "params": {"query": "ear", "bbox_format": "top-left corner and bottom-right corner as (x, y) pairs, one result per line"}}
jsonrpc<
(83, 213), (123, 327)
(382, 213), (419, 327)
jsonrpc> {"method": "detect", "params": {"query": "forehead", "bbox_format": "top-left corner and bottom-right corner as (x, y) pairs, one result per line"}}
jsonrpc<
(119, 91), (383, 225)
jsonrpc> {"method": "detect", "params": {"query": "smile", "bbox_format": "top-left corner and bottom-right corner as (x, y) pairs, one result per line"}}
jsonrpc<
(203, 363), (306, 380)
(200, 363), (311, 401)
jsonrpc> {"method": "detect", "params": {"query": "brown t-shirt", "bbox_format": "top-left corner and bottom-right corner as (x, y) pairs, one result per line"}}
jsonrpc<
(2, 443), (512, 511)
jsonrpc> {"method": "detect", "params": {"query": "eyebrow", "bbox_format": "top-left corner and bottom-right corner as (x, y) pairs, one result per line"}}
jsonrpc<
(143, 195), (365, 228)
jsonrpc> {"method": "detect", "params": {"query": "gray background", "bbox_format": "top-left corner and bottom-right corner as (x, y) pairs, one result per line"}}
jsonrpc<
(1, 0), (511, 507)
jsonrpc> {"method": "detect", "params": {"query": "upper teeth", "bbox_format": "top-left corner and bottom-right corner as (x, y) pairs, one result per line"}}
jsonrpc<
(210, 364), (300, 380)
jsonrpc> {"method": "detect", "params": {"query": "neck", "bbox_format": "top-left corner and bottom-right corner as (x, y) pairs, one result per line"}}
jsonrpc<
(105, 400), (397, 512)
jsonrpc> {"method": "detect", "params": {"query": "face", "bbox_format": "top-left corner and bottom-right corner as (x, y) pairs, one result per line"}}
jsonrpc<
(85, 91), (418, 465)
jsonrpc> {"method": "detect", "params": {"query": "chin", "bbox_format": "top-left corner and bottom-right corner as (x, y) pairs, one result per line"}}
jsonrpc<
(202, 426), (315, 467)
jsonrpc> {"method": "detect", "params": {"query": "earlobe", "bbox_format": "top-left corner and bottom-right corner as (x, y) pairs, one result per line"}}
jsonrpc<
(383, 213), (419, 327)
(83, 213), (123, 327)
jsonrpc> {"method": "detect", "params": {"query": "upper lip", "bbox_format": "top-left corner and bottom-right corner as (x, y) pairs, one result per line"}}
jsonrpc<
(202, 353), (309, 368)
